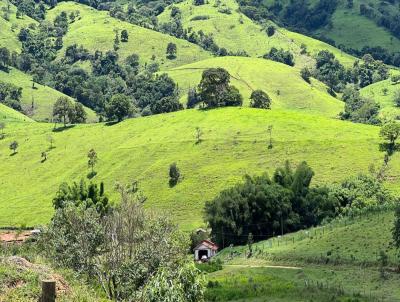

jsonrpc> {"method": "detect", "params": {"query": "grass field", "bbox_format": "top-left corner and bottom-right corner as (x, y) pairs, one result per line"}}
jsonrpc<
(166, 56), (344, 117)
(361, 78), (400, 120)
(0, 0), (37, 52)
(0, 68), (97, 122)
(46, 2), (211, 70)
(158, 0), (356, 68)
(0, 107), (397, 230)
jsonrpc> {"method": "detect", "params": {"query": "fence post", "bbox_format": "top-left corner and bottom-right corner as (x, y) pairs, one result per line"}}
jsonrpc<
(41, 280), (56, 302)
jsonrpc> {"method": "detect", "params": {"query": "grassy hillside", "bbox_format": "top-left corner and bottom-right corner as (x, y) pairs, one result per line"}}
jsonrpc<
(0, 0), (37, 52)
(158, 0), (356, 67)
(361, 78), (400, 120)
(0, 103), (33, 122)
(46, 2), (211, 70)
(315, 0), (400, 53)
(167, 56), (343, 117)
(0, 68), (97, 122)
(0, 107), (396, 230)
(208, 209), (400, 301)
(263, 0), (400, 53)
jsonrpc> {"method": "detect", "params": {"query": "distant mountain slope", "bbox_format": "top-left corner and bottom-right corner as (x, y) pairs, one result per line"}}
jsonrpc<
(0, 0), (37, 52)
(264, 0), (400, 54)
(158, 0), (356, 67)
(0, 104), (33, 122)
(167, 56), (344, 117)
(0, 68), (97, 122)
(46, 2), (212, 70)
(0, 107), (394, 229)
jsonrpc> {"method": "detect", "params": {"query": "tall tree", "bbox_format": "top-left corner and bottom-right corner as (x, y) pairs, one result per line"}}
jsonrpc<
(0, 47), (10, 68)
(88, 148), (98, 175)
(53, 96), (73, 127)
(121, 29), (129, 42)
(166, 42), (177, 59)
(105, 94), (132, 122)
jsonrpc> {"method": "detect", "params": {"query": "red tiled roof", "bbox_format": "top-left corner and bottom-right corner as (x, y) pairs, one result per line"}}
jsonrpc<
(194, 240), (219, 251)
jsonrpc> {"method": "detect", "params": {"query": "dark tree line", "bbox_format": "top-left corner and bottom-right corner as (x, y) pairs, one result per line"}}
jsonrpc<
(205, 161), (394, 247)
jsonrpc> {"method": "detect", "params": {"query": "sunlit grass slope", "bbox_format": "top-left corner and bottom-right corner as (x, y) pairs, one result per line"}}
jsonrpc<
(46, 2), (211, 70)
(0, 0), (37, 52)
(0, 104), (33, 122)
(0, 107), (395, 230)
(167, 56), (344, 117)
(0, 68), (97, 122)
(315, 0), (400, 53)
(158, 0), (355, 67)
(361, 78), (400, 120)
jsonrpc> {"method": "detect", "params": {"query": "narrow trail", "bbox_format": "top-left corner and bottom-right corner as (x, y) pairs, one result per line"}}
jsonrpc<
(224, 264), (302, 270)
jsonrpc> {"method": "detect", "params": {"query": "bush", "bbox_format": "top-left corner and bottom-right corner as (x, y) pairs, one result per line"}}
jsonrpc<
(190, 15), (210, 21)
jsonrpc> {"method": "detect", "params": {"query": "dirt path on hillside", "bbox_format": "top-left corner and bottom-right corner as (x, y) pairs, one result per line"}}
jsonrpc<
(224, 264), (302, 270)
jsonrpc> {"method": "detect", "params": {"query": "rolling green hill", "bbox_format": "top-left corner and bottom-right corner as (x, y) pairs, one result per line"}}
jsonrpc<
(0, 68), (97, 122)
(0, 0), (37, 52)
(158, 0), (356, 68)
(361, 77), (400, 120)
(0, 107), (396, 230)
(167, 56), (344, 117)
(46, 2), (212, 70)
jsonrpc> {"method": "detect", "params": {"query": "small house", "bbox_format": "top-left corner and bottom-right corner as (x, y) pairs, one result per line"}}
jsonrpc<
(194, 240), (218, 261)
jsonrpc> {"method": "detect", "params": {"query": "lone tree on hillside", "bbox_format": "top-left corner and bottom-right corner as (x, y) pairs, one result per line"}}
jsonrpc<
(166, 42), (177, 59)
(105, 94), (132, 122)
(87, 148), (98, 177)
(121, 29), (129, 42)
(267, 125), (273, 149)
(300, 67), (312, 83)
(197, 68), (243, 108)
(380, 122), (400, 154)
(41, 151), (47, 162)
(68, 102), (87, 124)
(250, 90), (271, 109)
(195, 127), (203, 144)
(0, 122), (5, 139)
(53, 96), (72, 127)
(169, 162), (181, 187)
(9, 140), (18, 155)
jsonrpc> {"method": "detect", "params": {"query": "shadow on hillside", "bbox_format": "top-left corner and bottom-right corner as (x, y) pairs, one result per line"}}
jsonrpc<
(52, 125), (76, 132)
(87, 171), (97, 179)
(105, 121), (120, 127)
(9, 152), (17, 156)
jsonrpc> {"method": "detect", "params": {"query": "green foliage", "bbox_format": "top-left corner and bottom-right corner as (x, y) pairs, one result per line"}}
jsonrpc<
(42, 184), (203, 301)
(340, 85), (380, 125)
(0, 80), (22, 111)
(53, 96), (87, 127)
(328, 174), (395, 213)
(380, 122), (400, 154)
(141, 261), (205, 302)
(9, 140), (18, 154)
(264, 47), (294, 66)
(166, 42), (177, 59)
(195, 258), (222, 273)
(169, 162), (181, 187)
(105, 94), (132, 122)
(205, 161), (338, 246)
(197, 68), (243, 108)
(300, 67), (312, 83)
(52, 179), (111, 215)
(250, 89), (271, 109)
